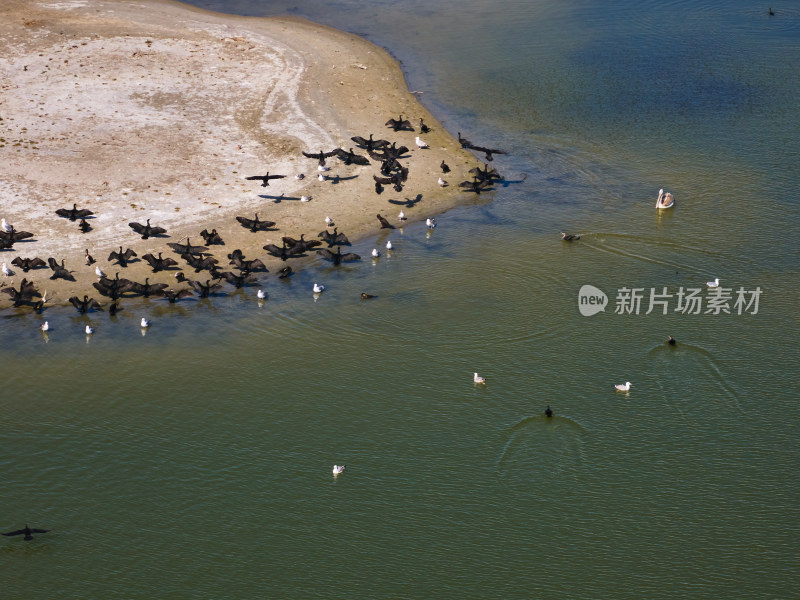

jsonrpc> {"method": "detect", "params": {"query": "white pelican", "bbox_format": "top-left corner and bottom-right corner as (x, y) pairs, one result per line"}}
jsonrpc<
(371, 248), (380, 258)
(85, 325), (94, 335)
(386, 240), (393, 250)
(474, 372), (486, 384)
(40, 321), (49, 332)
(656, 189), (674, 209)
(313, 282), (325, 294)
(332, 464), (346, 475)
(615, 381), (632, 392)
(706, 278), (720, 288)
(257, 289), (267, 300)
(95, 265), (106, 278)
(2, 262), (13, 277)
(140, 317), (151, 328)
(415, 136), (429, 149)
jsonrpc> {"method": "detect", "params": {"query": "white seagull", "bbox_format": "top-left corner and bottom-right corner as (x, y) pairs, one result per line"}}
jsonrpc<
(0, 218), (10, 233)
(318, 164), (331, 172)
(313, 282), (325, 294)
(2, 262), (13, 277)
(40, 321), (50, 332)
(415, 136), (429, 149)
(371, 248), (380, 258)
(301, 195), (311, 202)
(257, 289), (267, 300)
(426, 218), (437, 229)
(438, 177), (447, 187)
(386, 240), (393, 250)
(706, 278), (720, 288)
(325, 216), (334, 226)
(615, 381), (632, 392)
(95, 265), (106, 278)
(318, 173), (327, 182)
(398, 210), (406, 221)
(85, 324), (94, 335)
(295, 173), (305, 180)
(140, 317), (151, 328)
(474, 372), (486, 384)
(332, 464), (346, 475)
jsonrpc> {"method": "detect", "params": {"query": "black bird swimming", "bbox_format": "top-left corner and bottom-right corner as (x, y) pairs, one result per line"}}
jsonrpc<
(469, 163), (501, 182)
(2, 525), (50, 541)
(129, 218), (167, 239)
(127, 277), (169, 298)
(219, 270), (259, 288)
(385, 114), (413, 131)
(667, 335), (677, 346)
(263, 241), (303, 261)
(189, 278), (224, 298)
(200, 228), (224, 245)
(440, 160), (450, 173)
(0, 226), (34, 242)
(47, 257), (76, 281)
(236, 213), (276, 232)
(11, 256), (46, 273)
(157, 288), (194, 303)
(457, 132), (472, 148)
(351, 133), (389, 152)
(69, 294), (103, 313)
(277, 266), (293, 278)
(245, 172), (287, 187)
(55, 202), (93, 221)
(376, 214), (395, 229)
(419, 118), (431, 134)
(361, 292), (376, 300)
(317, 227), (350, 247)
(182, 252), (219, 273)
(167, 237), (208, 256)
(301, 148), (340, 166)
(108, 300), (121, 315)
(545, 405), (553, 418)
(316, 247), (361, 265)
(108, 246), (137, 267)
(1, 277), (41, 306)
(458, 177), (492, 194)
(85, 249), (96, 265)
(334, 147), (370, 166)
(281, 234), (321, 253)
(467, 144), (507, 162)
(78, 218), (91, 233)
(142, 252), (178, 272)
(560, 232), (580, 242)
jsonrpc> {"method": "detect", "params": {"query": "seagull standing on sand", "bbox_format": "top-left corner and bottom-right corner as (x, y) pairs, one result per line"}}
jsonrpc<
(2, 262), (13, 277)
(615, 381), (632, 392)
(95, 265), (106, 279)
(1, 218), (11, 233)
(474, 372), (486, 384)
(332, 464), (346, 475)
(325, 216), (334, 227)
(301, 195), (311, 202)
(706, 278), (720, 288)
(438, 177), (447, 187)
(415, 136), (429, 149)
(398, 210), (406, 221)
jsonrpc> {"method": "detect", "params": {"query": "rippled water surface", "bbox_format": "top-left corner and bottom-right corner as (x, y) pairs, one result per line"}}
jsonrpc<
(3, 1), (798, 597)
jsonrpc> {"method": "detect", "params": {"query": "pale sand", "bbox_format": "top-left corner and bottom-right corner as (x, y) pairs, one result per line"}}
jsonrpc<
(0, 0), (484, 308)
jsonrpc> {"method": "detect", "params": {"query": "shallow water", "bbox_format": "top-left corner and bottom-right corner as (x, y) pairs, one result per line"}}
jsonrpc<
(3, 1), (798, 597)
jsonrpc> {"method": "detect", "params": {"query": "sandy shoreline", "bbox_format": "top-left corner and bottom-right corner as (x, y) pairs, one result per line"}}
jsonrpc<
(0, 0), (483, 309)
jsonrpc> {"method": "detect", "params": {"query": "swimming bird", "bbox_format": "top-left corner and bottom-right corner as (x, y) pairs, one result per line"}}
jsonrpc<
(398, 210), (406, 221)
(377, 214), (395, 229)
(426, 218), (437, 229)
(277, 266), (293, 278)
(769, 7), (775, 16)
(469, 163), (502, 182)
(128, 218), (167, 239)
(2, 525), (50, 540)
(385, 114), (413, 131)
(614, 381), (632, 392)
(332, 464), (346, 475)
(142, 252), (178, 272)
(236, 213), (276, 232)
(706, 278), (720, 288)
(440, 160), (450, 173)
(2, 262), (14, 277)
(545, 405), (553, 418)
(47, 257), (76, 281)
(108, 301), (121, 315)
(335, 147), (370, 166)
(419, 118), (431, 133)
(361, 292), (376, 299)
(167, 238), (208, 256)
(85, 324), (94, 335)
(371, 248), (380, 258)
(85, 249), (96, 265)
(157, 288), (194, 303)
(313, 282), (325, 293)
(245, 172), (286, 187)
(386, 240), (393, 250)
(199, 228), (224, 245)
(140, 317), (151, 328)
(415, 136), (429, 149)
(78, 218), (91, 233)
(561, 232), (580, 241)
(108, 246), (137, 267)
(55, 203), (93, 221)
(458, 132), (472, 147)
(11, 256), (46, 273)
(667, 335), (677, 346)
(316, 247), (361, 265)
(0, 218), (10, 233)
(317, 228), (350, 247)
(656, 188), (674, 209)
(69, 295), (103, 313)
(257, 289), (267, 300)
(474, 372), (486, 384)
(40, 321), (49, 331)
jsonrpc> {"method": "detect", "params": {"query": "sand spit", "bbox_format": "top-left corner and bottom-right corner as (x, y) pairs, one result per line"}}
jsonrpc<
(0, 0), (486, 309)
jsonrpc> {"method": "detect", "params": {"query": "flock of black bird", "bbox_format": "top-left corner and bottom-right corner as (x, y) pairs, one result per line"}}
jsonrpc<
(1, 116), (509, 327)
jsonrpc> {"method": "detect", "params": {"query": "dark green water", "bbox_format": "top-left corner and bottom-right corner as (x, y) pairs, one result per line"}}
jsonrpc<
(3, 1), (799, 597)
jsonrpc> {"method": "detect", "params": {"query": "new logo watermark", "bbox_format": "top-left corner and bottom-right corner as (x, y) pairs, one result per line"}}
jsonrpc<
(578, 284), (761, 316)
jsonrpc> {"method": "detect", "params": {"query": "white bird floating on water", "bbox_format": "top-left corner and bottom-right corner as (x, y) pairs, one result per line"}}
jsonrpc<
(474, 372), (486, 384)
(615, 381), (632, 392)
(706, 278), (720, 288)
(426, 218), (437, 229)
(371, 248), (380, 258)
(656, 188), (674, 209)
(2, 262), (13, 277)
(140, 317), (151, 328)
(386, 240), (393, 250)
(40, 321), (50, 332)
(332, 464), (346, 475)
(398, 210), (406, 221)
(415, 136), (429, 149)
(95, 265), (106, 278)
(313, 282), (325, 294)
(85, 325), (94, 335)
(301, 195), (311, 202)
(1, 218), (10, 233)
(257, 289), (267, 300)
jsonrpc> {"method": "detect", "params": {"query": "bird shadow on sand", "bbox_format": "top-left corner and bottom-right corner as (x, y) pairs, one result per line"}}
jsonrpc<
(258, 193), (301, 202)
(388, 194), (423, 208)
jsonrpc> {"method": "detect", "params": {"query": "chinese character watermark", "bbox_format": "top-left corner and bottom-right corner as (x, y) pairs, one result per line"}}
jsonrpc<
(579, 285), (761, 316)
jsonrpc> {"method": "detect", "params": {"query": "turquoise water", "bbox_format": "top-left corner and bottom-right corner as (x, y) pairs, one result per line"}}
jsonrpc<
(3, 1), (798, 597)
